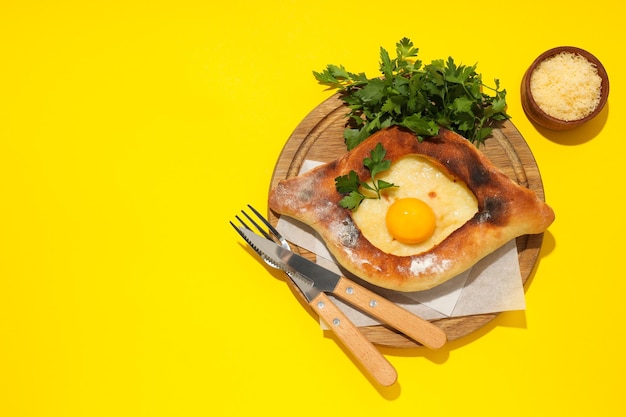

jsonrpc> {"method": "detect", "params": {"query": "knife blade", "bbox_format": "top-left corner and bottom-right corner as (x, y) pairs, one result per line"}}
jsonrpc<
(240, 228), (447, 349)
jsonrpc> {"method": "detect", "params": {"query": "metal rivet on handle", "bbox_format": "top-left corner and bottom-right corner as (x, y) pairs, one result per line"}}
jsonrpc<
(333, 318), (340, 326)
(317, 301), (325, 309)
(369, 300), (378, 308)
(345, 287), (354, 295)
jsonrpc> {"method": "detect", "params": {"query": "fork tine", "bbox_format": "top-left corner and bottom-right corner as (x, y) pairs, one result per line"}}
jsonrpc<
(230, 220), (271, 262)
(229, 219), (248, 238)
(245, 204), (289, 248)
(234, 214), (250, 229)
(231, 214), (262, 241)
(231, 214), (285, 272)
(240, 209), (274, 242)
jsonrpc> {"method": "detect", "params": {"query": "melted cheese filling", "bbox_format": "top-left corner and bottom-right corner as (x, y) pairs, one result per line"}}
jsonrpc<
(352, 155), (478, 256)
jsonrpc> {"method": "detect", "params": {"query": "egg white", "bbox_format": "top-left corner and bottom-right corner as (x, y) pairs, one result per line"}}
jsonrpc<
(352, 155), (478, 256)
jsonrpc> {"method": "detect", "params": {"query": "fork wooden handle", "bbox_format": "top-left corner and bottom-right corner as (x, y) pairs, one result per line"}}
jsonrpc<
(309, 292), (397, 387)
(334, 277), (447, 349)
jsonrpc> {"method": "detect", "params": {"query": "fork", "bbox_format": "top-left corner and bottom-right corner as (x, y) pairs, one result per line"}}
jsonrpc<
(231, 205), (399, 386)
(233, 204), (290, 252)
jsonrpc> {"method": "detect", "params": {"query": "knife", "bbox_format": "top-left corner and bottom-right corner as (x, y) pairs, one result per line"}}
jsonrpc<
(240, 228), (447, 350)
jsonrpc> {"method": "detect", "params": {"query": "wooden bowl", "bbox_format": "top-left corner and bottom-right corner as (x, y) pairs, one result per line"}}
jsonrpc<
(521, 46), (609, 130)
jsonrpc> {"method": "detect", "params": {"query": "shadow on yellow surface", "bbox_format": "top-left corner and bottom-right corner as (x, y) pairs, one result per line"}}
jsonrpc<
(528, 102), (610, 146)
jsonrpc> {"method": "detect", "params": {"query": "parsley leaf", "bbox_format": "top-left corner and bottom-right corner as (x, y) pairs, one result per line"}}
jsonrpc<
(338, 191), (365, 211)
(335, 143), (397, 210)
(313, 37), (509, 149)
(335, 170), (360, 195)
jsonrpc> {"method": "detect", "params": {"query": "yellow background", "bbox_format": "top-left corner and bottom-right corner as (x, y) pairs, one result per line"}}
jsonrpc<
(1, 1), (624, 416)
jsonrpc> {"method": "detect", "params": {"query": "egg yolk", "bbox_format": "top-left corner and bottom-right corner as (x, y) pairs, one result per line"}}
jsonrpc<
(385, 198), (436, 244)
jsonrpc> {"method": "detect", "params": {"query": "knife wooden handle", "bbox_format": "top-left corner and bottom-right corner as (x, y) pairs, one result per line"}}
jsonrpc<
(334, 277), (447, 349)
(309, 292), (397, 387)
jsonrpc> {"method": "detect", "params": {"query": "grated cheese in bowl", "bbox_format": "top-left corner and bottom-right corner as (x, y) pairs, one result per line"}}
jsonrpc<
(521, 46), (609, 130)
(529, 52), (602, 121)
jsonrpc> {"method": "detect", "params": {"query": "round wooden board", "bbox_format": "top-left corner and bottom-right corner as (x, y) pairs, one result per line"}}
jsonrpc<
(268, 94), (546, 348)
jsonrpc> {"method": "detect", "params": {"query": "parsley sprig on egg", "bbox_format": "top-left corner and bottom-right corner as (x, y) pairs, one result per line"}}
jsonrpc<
(314, 37), (509, 149)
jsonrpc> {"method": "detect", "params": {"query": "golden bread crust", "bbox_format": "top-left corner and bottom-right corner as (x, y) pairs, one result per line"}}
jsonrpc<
(268, 127), (555, 292)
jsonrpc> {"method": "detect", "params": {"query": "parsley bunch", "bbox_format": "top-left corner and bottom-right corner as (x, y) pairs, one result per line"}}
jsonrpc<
(335, 143), (396, 210)
(313, 38), (509, 149)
